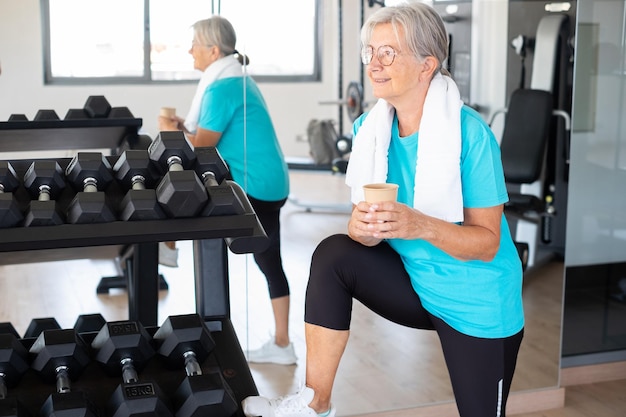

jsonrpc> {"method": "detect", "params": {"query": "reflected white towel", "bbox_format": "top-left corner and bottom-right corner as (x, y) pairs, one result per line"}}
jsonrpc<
(345, 73), (464, 223)
(183, 55), (243, 133)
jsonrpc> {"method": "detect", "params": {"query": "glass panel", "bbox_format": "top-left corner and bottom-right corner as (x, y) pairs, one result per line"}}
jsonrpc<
(49, 0), (144, 77)
(149, 0), (210, 81)
(563, 0), (626, 361)
(220, 0), (317, 76)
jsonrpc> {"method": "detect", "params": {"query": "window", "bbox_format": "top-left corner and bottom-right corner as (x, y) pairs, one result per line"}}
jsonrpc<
(41, 0), (320, 84)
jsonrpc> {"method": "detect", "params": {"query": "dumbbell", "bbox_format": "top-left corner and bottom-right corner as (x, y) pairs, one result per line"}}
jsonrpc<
(29, 328), (97, 417)
(0, 161), (23, 228)
(0, 324), (30, 417)
(153, 314), (237, 417)
(91, 320), (174, 416)
(23, 317), (61, 339)
(65, 152), (116, 224)
(113, 149), (166, 221)
(23, 160), (66, 226)
(84, 96), (111, 118)
(34, 110), (60, 121)
(148, 131), (207, 218)
(193, 147), (245, 216)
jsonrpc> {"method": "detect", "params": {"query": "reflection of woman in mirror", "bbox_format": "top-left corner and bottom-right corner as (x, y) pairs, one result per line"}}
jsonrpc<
(158, 16), (296, 366)
(243, 3), (524, 416)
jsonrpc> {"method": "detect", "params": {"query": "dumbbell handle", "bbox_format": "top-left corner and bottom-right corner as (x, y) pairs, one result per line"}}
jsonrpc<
(183, 350), (202, 377)
(121, 357), (139, 384)
(0, 374), (7, 399)
(166, 156), (184, 172)
(82, 177), (99, 192)
(38, 185), (52, 201)
(56, 365), (71, 394)
(201, 171), (219, 188)
(131, 175), (147, 191)
(0, 184), (5, 193)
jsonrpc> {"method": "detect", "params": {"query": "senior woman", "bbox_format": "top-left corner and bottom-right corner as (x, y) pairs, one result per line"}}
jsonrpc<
(242, 3), (524, 417)
(158, 16), (296, 366)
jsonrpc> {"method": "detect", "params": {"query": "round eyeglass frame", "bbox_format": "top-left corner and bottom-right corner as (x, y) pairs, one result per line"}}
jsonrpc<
(361, 45), (399, 66)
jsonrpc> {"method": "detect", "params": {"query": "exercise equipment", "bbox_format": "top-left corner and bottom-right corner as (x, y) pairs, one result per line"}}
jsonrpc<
(0, 161), (23, 228)
(84, 96), (111, 118)
(29, 328), (97, 417)
(91, 320), (173, 416)
(65, 152), (116, 224)
(153, 314), (237, 417)
(148, 131), (207, 218)
(319, 81), (365, 123)
(33, 110), (60, 121)
(193, 147), (244, 216)
(0, 326), (29, 417)
(113, 149), (165, 221)
(7, 115), (27, 122)
(23, 317), (61, 339)
(23, 160), (66, 227)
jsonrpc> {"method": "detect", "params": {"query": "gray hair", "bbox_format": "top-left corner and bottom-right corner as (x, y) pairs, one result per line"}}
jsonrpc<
(192, 16), (249, 65)
(361, 2), (449, 76)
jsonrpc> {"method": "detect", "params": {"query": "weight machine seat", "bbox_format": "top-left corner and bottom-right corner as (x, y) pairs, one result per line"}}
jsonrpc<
(492, 88), (554, 219)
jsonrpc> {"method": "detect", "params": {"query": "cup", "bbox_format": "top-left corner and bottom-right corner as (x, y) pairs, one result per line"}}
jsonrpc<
(160, 107), (176, 119)
(363, 183), (399, 202)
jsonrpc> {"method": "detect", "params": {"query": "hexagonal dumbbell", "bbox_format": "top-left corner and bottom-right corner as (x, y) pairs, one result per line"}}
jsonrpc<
(29, 328), (98, 417)
(0, 161), (23, 228)
(91, 320), (174, 417)
(23, 160), (66, 226)
(113, 149), (166, 221)
(0, 324), (30, 416)
(148, 131), (207, 218)
(193, 147), (245, 217)
(153, 314), (237, 417)
(84, 95), (111, 118)
(65, 152), (116, 224)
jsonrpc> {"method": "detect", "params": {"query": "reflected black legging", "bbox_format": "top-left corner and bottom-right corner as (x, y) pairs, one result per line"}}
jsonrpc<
(305, 234), (524, 417)
(247, 195), (290, 299)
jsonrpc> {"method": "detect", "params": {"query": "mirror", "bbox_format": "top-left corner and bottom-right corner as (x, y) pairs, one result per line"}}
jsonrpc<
(231, 0), (566, 415)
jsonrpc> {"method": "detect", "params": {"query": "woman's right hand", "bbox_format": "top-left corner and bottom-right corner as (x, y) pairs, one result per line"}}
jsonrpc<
(348, 201), (385, 246)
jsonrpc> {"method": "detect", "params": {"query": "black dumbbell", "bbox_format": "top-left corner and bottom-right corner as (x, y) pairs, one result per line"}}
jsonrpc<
(0, 161), (23, 228)
(113, 149), (166, 221)
(84, 96), (111, 118)
(34, 110), (60, 121)
(148, 131), (207, 218)
(193, 147), (245, 216)
(23, 161), (66, 226)
(91, 320), (174, 417)
(0, 324), (29, 417)
(65, 152), (116, 224)
(23, 317), (61, 339)
(7, 114), (28, 122)
(153, 314), (237, 417)
(29, 328), (97, 417)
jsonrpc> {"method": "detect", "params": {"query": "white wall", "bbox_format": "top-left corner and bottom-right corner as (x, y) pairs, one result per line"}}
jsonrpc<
(0, 0), (507, 158)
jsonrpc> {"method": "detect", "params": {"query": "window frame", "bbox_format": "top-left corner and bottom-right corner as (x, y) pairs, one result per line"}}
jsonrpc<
(40, 0), (322, 85)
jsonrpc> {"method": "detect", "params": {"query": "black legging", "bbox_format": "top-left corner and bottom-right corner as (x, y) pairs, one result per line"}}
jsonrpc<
(305, 234), (524, 417)
(247, 195), (290, 299)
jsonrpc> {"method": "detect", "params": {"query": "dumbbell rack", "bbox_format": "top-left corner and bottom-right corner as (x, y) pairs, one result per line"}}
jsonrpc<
(0, 155), (262, 414)
(0, 117), (143, 153)
(7, 322), (253, 416)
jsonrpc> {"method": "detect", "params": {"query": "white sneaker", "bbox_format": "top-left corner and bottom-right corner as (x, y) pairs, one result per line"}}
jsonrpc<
(242, 387), (336, 417)
(247, 338), (297, 365)
(159, 242), (179, 267)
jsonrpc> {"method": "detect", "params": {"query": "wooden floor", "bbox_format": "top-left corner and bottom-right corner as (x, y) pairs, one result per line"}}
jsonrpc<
(1, 170), (624, 416)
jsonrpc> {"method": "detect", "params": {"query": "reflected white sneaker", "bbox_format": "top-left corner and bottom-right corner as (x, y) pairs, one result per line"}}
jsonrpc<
(242, 387), (336, 417)
(247, 338), (297, 365)
(159, 242), (179, 267)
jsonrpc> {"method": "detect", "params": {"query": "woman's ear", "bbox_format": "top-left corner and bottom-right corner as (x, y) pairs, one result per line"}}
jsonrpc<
(420, 56), (439, 80)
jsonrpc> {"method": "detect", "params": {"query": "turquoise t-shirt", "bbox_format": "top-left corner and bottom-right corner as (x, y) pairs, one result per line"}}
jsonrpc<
(352, 105), (524, 338)
(198, 76), (289, 201)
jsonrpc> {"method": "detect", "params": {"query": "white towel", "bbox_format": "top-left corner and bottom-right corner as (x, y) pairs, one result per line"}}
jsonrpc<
(345, 73), (464, 223)
(183, 55), (244, 133)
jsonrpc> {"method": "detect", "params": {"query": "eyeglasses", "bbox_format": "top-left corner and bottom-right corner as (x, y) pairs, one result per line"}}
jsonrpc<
(361, 45), (399, 66)
(191, 40), (213, 49)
